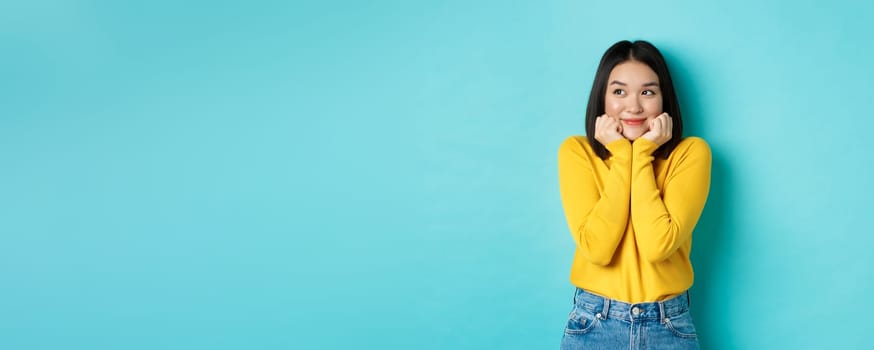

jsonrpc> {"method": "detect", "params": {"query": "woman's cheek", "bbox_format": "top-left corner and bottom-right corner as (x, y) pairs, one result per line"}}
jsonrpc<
(605, 100), (622, 116)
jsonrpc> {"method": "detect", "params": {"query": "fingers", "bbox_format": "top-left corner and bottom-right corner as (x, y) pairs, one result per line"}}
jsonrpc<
(596, 114), (614, 131)
(594, 114), (623, 144)
(655, 112), (670, 133)
(666, 113), (673, 135)
(656, 113), (672, 131)
(662, 113), (672, 140)
(642, 113), (673, 145)
(604, 115), (619, 131)
(606, 115), (622, 135)
(649, 116), (662, 133)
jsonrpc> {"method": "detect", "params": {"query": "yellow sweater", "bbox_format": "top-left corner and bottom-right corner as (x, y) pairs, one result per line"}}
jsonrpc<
(558, 136), (711, 303)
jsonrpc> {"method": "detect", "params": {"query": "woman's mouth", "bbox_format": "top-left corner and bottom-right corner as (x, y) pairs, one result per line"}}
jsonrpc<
(622, 118), (647, 126)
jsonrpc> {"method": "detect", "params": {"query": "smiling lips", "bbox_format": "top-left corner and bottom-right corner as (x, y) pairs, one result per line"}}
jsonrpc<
(622, 118), (647, 126)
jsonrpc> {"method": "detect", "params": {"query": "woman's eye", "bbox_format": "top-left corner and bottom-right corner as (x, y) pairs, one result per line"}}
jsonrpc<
(613, 89), (625, 95)
(642, 90), (656, 96)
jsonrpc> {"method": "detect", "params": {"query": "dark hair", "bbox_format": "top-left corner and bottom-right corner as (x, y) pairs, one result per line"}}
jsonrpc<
(585, 40), (683, 160)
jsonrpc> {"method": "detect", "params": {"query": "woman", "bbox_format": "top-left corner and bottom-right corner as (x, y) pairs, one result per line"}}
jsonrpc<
(558, 40), (711, 349)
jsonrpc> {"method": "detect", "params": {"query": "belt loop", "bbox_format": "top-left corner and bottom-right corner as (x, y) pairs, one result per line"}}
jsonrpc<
(686, 291), (692, 307)
(601, 296), (610, 319)
(658, 300), (666, 322)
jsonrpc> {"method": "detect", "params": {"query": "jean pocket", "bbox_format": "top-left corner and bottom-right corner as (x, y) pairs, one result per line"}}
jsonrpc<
(564, 307), (598, 335)
(663, 311), (698, 338)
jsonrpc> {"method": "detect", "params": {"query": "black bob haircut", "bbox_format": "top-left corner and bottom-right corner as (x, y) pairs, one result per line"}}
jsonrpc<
(585, 40), (683, 160)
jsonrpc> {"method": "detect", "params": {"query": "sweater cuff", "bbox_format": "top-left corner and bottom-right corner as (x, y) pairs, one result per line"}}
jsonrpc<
(633, 138), (660, 156)
(605, 138), (631, 152)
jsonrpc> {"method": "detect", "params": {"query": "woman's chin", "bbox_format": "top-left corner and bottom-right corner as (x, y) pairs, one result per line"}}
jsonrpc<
(623, 133), (643, 141)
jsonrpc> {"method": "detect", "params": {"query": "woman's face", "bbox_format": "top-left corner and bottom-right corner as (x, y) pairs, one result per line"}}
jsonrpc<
(604, 60), (663, 141)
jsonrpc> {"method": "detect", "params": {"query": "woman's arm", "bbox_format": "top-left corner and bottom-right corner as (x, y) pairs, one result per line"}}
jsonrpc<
(630, 137), (712, 263)
(558, 137), (632, 266)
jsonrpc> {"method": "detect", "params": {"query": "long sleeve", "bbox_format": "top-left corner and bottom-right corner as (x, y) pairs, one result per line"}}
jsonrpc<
(558, 137), (632, 266)
(630, 137), (711, 263)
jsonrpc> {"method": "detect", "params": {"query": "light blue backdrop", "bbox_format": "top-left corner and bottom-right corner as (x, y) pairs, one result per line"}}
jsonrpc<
(2, 1), (872, 349)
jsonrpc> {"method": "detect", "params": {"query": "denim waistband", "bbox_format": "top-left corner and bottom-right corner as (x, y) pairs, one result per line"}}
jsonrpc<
(572, 288), (691, 322)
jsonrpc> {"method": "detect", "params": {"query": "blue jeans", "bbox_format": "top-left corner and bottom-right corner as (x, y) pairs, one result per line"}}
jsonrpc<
(560, 288), (700, 350)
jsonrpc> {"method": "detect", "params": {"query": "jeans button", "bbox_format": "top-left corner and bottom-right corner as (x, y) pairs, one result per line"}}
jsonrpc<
(631, 307), (640, 316)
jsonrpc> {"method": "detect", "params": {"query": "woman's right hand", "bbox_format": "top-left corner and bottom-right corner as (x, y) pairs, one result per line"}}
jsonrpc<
(594, 114), (625, 145)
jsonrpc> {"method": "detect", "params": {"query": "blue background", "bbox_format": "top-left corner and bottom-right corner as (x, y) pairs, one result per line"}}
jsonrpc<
(2, 1), (872, 349)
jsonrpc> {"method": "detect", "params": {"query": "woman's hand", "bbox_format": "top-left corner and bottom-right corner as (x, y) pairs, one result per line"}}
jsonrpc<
(595, 114), (625, 145)
(640, 113), (672, 146)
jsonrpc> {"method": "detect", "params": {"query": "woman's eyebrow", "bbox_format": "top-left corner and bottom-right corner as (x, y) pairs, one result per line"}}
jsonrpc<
(608, 80), (660, 87)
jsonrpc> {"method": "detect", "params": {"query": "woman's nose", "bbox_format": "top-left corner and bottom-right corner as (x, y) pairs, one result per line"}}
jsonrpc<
(627, 97), (643, 114)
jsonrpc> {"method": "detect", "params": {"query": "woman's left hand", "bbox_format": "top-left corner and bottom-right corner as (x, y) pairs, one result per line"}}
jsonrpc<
(640, 113), (673, 146)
